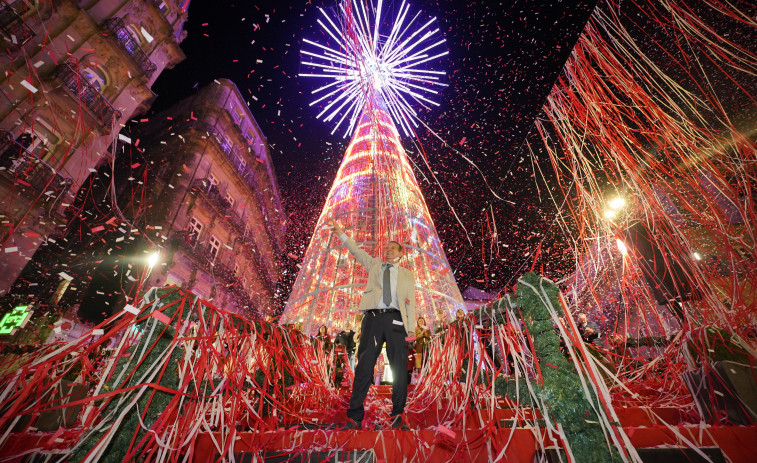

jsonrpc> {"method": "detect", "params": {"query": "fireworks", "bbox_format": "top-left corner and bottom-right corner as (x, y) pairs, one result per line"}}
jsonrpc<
(300, 0), (448, 136)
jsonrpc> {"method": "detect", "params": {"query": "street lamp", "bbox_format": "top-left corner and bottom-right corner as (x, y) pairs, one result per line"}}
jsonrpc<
(147, 251), (160, 268)
(134, 251), (160, 305)
(603, 195), (627, 219)
(608, 197), (626, 210)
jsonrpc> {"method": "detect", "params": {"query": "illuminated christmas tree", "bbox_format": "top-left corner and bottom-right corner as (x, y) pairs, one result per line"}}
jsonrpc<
(281, 0), (465, 334)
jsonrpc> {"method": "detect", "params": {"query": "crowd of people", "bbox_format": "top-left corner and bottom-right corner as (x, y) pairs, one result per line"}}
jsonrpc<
(309, 309), (602, 384)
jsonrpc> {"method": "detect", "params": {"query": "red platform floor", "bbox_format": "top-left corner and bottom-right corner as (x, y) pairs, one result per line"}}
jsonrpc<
(2, 385), (757, 462)
(188, 386), (757, 462)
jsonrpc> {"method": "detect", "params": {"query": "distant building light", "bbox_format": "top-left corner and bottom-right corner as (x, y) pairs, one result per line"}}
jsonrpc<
(147, 251), (160, 268)
(0, 305), (33, 335)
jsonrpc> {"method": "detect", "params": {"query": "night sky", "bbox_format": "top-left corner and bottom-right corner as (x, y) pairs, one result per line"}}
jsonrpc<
(145, 0), (598, 310)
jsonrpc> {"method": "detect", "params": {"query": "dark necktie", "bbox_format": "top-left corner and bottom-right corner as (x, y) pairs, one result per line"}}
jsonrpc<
(383, 264), (393, 306)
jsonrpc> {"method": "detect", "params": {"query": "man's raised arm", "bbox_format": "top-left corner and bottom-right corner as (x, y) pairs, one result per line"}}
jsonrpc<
(327, 220), (375, 269)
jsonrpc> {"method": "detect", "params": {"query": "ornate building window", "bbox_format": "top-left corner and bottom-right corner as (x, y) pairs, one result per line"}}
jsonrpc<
(80, 65), (107, 92)
(209, 235), (221, 259)
(244, 129), (255, 146)
(187, 216), (203, 243)
(207, 172), (219, 189)
(30, 117), (61, 159)
(54, 60), (120, 126)
(231, 106), (244, 125)
(104, 18), (157, 77)
(125, 24), (143, 44)
(220, 134), (232, 153)
(7, 117), (61, 163)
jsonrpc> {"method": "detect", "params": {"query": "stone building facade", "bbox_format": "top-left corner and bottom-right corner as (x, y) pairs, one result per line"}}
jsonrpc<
(135, 79), (285, 316)
(0, 0), (189, 295)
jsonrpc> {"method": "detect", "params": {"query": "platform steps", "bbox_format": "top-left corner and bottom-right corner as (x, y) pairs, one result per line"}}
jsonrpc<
(196, 390), (746, 463)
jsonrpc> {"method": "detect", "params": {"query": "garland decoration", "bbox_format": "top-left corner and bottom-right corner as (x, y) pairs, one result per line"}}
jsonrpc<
(514, 272), (622, 462)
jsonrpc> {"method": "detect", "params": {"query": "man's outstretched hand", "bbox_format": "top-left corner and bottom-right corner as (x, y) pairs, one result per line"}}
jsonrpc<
(327, 220), (344, 235)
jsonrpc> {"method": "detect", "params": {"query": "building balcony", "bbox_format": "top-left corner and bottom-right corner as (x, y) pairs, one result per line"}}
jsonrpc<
(193, 121), (282, 253)
(190, 178), (247, 234)
(0, 1), (34, 51)
(0, 131), (73, 201)
(173, 230), (215, 262)
(172, 230), (236, 282)
(189, 178), (275, 290)
(194, 121), (258, 184)
(103, 18), (157, 79)
(54, 61), (121, 127)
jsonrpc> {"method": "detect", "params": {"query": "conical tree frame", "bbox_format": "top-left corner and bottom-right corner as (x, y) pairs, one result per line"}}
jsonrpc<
(282, 101), (465, 335)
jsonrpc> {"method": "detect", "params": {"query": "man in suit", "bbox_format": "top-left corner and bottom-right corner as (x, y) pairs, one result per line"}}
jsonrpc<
(328, 220), (416, 430)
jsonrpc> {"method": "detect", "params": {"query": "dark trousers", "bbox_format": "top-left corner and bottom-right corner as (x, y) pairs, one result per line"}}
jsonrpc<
(347, 310), (408, 422)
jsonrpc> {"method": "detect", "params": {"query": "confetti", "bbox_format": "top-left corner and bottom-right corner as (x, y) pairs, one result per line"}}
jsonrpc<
(19, 80), (37, 93)
(151, 310), (171, 324)
(123, 305), (139, 315)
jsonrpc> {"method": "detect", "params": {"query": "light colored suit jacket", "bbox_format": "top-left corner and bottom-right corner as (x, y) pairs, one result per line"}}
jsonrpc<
(339, 234), (417, 334)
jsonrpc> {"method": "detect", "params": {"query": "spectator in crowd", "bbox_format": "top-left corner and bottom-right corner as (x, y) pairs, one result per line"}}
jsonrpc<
(334, 327), (357, 366)
(577, 313), (601, 344)
(414, 317), (431, 372)
(316, 325), (332, 352)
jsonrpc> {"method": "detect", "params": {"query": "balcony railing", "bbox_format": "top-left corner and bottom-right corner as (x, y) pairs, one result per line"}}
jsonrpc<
(103, 18), (157, 79)
(172, 230), (221, 270)
(191, 178), (247, 234)
(193, 121), (282, 253)
(0, 131), (73, 201)
(54, 61), (121, 127)
(189, 178), (275, 289)
(0, 1), (34, 50)
(195, 122), (257, 183)
(155, 117), (282, 258)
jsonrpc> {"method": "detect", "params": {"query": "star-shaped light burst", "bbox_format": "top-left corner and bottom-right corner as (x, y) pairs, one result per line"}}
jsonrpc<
(300, 0), (448, 137)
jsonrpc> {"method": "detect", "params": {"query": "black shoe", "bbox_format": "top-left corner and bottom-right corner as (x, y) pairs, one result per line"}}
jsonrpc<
(340, 418), (362, 430)
(391, 415), (409, 431)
